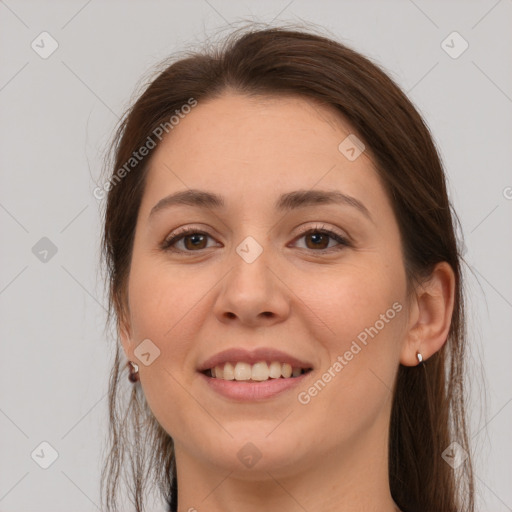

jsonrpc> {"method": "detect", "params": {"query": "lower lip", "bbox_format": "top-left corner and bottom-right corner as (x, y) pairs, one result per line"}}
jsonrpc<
(198, 371), (312, 401)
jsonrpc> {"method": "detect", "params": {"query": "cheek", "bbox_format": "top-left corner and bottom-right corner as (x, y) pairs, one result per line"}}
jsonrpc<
(127, 256), (202, 340)
(293, 262), (405, 417)
(295, 260), (405, 345)
(125, 258), (206, 412)
(125, 262), (207, 436)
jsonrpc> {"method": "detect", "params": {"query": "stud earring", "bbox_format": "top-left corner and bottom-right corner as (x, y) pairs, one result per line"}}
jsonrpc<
(416, 352), (423, 365)
(128, 360), (139, 382)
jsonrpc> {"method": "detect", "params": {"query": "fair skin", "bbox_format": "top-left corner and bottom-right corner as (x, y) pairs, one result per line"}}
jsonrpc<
(119, 92), (455, 512)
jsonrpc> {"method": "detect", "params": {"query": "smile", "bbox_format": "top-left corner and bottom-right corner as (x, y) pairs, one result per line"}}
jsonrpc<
(202, 361), (313, 381)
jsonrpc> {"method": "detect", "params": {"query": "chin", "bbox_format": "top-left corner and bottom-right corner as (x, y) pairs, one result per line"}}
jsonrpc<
(198, 430), (310, 477)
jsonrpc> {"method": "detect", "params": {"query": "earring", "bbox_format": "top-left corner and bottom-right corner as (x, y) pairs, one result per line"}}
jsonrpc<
(128, 360), (139, 382)
(416, 352), (423, 365)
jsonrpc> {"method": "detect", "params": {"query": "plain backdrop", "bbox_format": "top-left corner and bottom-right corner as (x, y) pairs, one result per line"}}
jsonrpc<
(0, 1), (511, 511)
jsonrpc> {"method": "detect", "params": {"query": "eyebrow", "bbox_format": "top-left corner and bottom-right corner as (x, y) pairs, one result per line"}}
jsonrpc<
(149, 188), (373, 222)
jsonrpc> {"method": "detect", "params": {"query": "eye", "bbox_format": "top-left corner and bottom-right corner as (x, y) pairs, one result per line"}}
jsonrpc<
(291, 224), (350, 252)
(160, 224), (351, 254)
(160, 227), (217, 253)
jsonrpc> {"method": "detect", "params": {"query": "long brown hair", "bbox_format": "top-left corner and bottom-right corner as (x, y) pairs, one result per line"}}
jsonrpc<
(99, 23), (474, 512)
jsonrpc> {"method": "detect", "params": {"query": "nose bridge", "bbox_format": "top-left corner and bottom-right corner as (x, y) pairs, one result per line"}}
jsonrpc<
(230, 231), (273, 299)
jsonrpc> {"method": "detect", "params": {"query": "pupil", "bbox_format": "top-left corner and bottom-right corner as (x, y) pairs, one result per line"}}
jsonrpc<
(187, 234), (205, 249)
(309, 233), (327, 248)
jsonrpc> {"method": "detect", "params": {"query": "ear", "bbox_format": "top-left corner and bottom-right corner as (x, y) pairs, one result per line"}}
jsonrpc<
(400, 261), (456, 366)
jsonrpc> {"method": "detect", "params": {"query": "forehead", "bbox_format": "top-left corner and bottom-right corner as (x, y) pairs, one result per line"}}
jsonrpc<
(138, 92), (386, 218)
(158, 92), (361, 160)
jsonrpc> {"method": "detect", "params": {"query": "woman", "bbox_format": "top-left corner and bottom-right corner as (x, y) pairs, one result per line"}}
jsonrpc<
(99, 25), (474, 512)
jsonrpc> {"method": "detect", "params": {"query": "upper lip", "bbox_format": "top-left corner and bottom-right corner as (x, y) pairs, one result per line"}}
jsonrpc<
(197, 347), (314, 372)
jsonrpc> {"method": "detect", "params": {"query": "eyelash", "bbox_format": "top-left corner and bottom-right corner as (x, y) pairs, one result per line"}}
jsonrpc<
(160, 224), (351, 254)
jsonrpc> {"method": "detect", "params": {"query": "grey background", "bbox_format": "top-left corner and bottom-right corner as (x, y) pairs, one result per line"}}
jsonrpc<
(0, 1), (511, 511)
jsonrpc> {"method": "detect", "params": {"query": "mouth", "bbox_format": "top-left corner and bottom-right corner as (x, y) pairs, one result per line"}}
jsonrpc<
(200, 361), (313, 382)
(196, 347), (314, 401)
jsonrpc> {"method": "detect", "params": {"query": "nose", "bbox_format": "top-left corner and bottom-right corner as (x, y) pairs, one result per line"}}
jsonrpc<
(212, 246), (290, 328)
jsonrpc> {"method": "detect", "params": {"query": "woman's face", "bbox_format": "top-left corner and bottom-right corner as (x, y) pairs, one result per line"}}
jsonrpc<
(120, 93), (412, 478)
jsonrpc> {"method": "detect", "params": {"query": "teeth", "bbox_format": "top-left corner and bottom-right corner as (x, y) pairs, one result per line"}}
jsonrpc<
(223, 362), (234, 380)
(234, 362), (251, 380)
(251, 361), (269, 381)
(209, 361), (309, 381)
(281, 363), (292, 378)
(269, 361), (282, 379)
